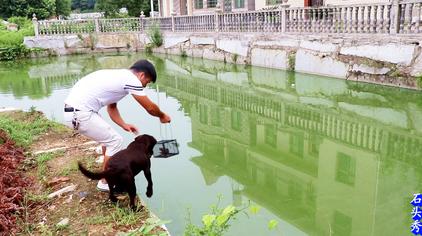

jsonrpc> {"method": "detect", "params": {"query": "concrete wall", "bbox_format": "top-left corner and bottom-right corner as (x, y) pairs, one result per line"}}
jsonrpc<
(24, 32), (422, 89)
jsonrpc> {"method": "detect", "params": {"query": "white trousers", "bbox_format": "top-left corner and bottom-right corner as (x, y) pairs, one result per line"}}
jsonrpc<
(63, 110), (123, 156)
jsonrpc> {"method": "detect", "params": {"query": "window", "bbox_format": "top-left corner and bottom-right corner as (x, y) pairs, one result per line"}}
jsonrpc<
(335, 152), (356, 186)
(234, 0), (244, 8)
(207, 0), (217, 8)
(195, 0), (203, 9)
(199, 104), (208, 124)
(231, 110), (242, 131)
(265, 124), (277, 148)
(210, 107), (221, 127)
(332, 211), (352, 236)
(289, 133), (304, 158)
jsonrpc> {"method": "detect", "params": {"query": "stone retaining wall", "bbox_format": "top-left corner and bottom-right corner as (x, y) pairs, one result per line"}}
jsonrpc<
(24, 32), (422, 89)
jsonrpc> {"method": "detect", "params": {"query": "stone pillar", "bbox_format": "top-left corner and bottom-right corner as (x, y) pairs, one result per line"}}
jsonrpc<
(390, 0), (401, 34)
(171, 11), (176, 32)
(94, 18), (100, 33)
(140, 11), (145, 32)
(32, 13), (39, 37)
(215, 5), (222, 32)
(280, 1), (290, 33)
(151, 0), (155, 17)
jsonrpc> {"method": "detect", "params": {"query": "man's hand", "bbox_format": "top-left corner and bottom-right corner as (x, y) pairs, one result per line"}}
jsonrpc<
(122, 123), (139, 134)
(160, 113), (171, 123)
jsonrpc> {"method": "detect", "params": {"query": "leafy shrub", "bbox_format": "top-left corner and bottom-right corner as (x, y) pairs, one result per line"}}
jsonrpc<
(7, 17), (32, 29)
(0, 44), (31, 61)
(147, 21), (163, 47)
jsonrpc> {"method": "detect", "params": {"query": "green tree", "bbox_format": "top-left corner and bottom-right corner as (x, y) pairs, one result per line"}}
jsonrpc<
(55, 0), (71, 17)
(0, 0), (30, 19)
(94, 0), (119, 17)
(0, 0), (57, 19)
(71, 0), (80, 10)
(94, 0), (150, 17)
(121, 0), (150, 17)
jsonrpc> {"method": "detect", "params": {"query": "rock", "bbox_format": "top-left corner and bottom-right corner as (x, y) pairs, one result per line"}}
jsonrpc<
(64, 194), (73, 203)
(56, 218), (69, 227)
(47, 177), (71, 187)
(78, 191), (88, 198)
(48, 184), (77, 199)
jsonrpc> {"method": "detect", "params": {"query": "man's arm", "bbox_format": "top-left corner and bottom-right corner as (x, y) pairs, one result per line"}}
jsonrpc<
(132, 94), (171, 123)
(107, 103), (138, 132)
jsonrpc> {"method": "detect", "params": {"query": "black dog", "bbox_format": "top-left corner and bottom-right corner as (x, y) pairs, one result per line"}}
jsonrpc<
(78, 134), (157, 210)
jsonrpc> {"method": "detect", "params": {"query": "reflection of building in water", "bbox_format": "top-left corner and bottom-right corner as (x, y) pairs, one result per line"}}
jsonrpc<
(157, 57), (422, 236)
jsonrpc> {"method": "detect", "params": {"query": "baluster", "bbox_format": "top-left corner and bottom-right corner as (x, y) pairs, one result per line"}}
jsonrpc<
(232, 14), (235, 32)
(357, 6), (363, 33)
(315, 9), (319, 32)
(325, 8), (329, 33)
(316, 8), (321, 33)
(371, 6), (377, 33)
(377, 5), (384, 33)
(302, 8), (307, 32)
(351, 6), (357, 33)
(405, 3), (412, 33)
(303, 9), (308, 32)
(346, 7), (351, 33)
(234, 14), (237, 32)
(368, 6), (373, 33)
(269, 11), (273, 32)
(330, 8), (336, 33)
(268, 12), (273, 32)
(322, 8), (326, 32)
(378, 5), (386, 33)
(333, 7), (338, 33)
(288, 10), (293, 32)
(362, 6), (368, 33)
(308, 9), (313, 32)
(385, 4), (392, 33)
(399, 3), (406, 33)
(321, 8), (325, 33)
(415, 3), (421, 33)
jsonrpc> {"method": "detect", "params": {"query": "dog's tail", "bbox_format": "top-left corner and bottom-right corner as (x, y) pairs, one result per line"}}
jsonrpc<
(78, 162), (106, 180)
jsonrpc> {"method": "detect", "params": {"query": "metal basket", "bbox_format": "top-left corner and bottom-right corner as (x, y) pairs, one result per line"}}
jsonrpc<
(153, 139), (179, 158)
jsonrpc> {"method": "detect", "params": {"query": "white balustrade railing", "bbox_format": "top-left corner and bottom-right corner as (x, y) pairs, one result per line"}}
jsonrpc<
(33, 0), (422, 36)
(174, 15), (215, 32)
(285, 3), (393, 34)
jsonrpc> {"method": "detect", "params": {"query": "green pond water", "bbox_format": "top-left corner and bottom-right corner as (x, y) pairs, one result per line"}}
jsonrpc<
(1, 53), (421, 236)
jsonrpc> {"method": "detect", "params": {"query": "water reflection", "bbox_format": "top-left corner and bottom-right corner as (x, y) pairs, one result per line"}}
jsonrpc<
(156, 55), (422, 236)
(1, 54), (422, 235)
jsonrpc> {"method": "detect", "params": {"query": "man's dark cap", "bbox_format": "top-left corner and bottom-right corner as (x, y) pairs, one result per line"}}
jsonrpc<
(130, 59), (157, 83)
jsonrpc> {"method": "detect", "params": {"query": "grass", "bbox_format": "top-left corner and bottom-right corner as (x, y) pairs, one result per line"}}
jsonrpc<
(111, 205), (147, 226)
(36, 151), (64, 179)
(0, 110), (67, 148)
(59, 161), (79, 176)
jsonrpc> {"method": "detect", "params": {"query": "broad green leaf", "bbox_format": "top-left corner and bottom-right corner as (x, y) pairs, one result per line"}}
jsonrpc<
(249, 205), (261, 215)
(202, 214), (216, 228)
(268, 219), (279, 230)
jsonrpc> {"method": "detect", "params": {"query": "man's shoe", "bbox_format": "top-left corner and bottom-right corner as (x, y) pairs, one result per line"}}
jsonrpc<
(96, 180), (109, 192)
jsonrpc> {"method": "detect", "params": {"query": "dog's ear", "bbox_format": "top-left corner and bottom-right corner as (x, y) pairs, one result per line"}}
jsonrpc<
(135, 134), (157, 156)
(147, 135), (157, 156)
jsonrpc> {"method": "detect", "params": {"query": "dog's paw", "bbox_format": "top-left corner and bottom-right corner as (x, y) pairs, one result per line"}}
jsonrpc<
(110, 196), (118, 203)
(146, 188), (153, 198)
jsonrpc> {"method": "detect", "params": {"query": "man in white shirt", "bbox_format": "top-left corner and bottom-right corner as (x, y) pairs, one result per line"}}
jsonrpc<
(63, 59), (171, 191)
